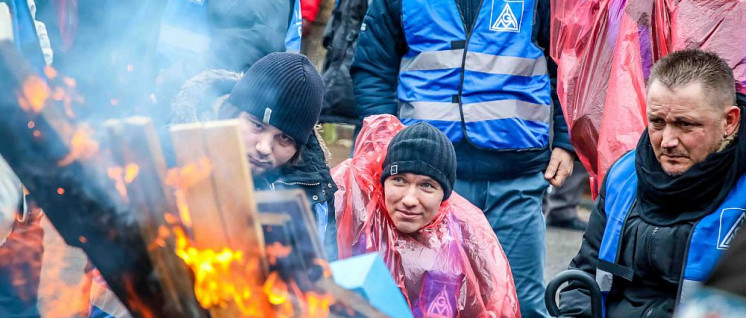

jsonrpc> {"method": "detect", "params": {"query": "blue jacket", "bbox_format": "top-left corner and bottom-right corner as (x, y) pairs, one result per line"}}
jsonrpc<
(351, 0), (573, 179)
(559, 151), (746, 318)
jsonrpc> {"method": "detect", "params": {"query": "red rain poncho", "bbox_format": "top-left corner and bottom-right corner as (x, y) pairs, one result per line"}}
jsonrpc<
(331, 115), (519, 318)
(551, 0), (746, 197)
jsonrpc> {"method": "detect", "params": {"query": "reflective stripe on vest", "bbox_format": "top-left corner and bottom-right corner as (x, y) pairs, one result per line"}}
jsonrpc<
(598, 150), (746, 316)
(398, 0), (551, 150)
(284, 0), (303, 52)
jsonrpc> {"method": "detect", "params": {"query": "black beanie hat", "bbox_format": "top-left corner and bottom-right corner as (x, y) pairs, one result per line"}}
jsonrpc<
(228, 52), (324, 145)
(381, 123), (457, 200)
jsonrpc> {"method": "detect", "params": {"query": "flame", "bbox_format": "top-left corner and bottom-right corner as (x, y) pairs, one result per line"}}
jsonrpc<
(124, 164), (139, 183)
(313, 259), (332, 278)
(174, 227), (270, 315)
(58, 126), (100, 166)
(44, 66), (58, 79)
(263, 272), (289, 305)
(107, 163), (140, 200)
(165, 158), (212, 229)
(305, 292), (334, 318)
(18, 76), (49, 114)
(63, 77), (76, 88)
(265, 242), (292, 266)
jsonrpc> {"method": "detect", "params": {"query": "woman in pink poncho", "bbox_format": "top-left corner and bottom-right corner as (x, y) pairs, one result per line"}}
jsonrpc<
(332, 115), (520, 318)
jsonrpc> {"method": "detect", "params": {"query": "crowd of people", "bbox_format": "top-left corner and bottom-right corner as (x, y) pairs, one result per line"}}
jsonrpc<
(1, 0), (745, 318)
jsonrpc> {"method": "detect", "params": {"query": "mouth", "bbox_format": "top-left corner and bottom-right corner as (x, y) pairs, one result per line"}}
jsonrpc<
(396, 209), (421, 219)
(248, 157), (272, 169)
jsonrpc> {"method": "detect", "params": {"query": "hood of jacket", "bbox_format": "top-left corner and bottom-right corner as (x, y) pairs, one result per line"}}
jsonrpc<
(170, 69), (242, 124)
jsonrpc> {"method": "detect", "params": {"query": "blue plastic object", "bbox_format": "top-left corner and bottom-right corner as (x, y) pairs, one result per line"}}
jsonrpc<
(330, 253), (413, 318)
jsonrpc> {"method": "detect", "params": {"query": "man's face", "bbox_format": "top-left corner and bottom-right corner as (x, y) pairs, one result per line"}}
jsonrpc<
(646, 81), (727, 176)
(237, 112), (298, 176)
(383, 173), (444, 234)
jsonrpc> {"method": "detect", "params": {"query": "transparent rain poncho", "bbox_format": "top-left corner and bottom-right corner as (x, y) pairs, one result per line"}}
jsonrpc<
(331, 115), (519, 318)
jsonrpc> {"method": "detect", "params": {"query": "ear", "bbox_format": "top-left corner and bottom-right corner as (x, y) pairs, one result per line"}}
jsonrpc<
(724, 105), (740, 136)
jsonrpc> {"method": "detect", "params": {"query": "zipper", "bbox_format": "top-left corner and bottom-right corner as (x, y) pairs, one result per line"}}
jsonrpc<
(646, 226), (660, 269)
(272, 180), (321, 187)
(644, 307), (654, 318)
(675, 220), (700, 308)
(455, 0), (486, 141)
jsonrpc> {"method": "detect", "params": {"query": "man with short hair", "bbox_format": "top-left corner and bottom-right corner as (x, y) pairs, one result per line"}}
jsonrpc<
(558, 49), (746, 318)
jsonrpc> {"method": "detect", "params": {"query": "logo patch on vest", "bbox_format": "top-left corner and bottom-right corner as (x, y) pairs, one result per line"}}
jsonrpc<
(490, 0), (524, 32)
(718, 208), (746, 250)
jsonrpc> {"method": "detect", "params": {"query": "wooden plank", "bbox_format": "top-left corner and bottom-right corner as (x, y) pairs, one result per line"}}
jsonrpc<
(105, 117), (206, 318)
(201, 120), (266, 264)
(256, 189), (326, 266)
(0, 41), (183, 317)
(169, 122), (229, 249)
(170, 120), (271, 318)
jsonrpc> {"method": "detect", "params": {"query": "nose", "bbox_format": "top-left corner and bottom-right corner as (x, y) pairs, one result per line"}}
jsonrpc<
(255, 133), (273, 157)
(401, 185), (419, 207)
(661, 125), (679, 149)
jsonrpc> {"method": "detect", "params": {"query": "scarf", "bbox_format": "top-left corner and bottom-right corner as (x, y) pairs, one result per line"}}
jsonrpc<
(635, 98), (746, 225)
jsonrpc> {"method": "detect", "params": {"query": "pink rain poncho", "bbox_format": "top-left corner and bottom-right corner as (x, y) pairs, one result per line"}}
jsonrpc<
(331, 115), (519, 318)
(551, 0), (746, 197)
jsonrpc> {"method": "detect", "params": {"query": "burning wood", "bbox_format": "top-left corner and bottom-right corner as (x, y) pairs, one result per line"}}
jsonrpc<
(104, 117), (206, 317)
(170, 120), (270, 317)
(0, 40), (186, 317)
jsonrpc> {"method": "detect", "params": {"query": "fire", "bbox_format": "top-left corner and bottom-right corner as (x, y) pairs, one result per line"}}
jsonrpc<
(58, 126), (100, 166)
(263, 272), (289, 305)
(173, 227), (269, 316)
(305, 292), (334, 318)
(44, 66), (58, 79)
(165, 157), (212, 228)
(107, 163), (140, 200)
(18, 75), (49, 114)
(265, 242), (292, 266)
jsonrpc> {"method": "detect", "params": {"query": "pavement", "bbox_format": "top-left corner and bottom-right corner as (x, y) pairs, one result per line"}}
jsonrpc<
(544, 208), (589, 283)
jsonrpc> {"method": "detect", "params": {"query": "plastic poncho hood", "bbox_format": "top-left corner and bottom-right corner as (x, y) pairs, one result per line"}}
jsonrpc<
(331, 115), (519, 318)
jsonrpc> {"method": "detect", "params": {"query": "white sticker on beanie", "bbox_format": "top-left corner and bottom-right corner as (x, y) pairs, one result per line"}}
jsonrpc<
(390, 165), (398, 175)
(263, 107), (272, 124)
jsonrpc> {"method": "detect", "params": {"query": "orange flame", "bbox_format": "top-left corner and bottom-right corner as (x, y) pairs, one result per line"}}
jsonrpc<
(18, 76), (49, 114)
(165, 158), (212, 229)
(263, 272), (289, 305)
(174, 227), (270, 315)
(44, 66), (58, 80)
(107, 163), (140, 200)
(265, 242), (292, 266)
(58, 126), (100, 166)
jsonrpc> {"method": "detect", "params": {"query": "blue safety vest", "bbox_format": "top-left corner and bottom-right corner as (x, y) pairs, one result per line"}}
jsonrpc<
(157, 0), (302, 68)
(397, 0), (552, 150)
(597, 151), (746, 317)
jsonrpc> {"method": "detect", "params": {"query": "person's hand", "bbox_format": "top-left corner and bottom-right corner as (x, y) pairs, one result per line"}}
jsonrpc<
(544, 148), (574, 187)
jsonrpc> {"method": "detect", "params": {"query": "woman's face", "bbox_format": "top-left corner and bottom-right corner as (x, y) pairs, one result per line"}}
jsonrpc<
(383, 173), (444, 234)
(237, 112), (298, 176)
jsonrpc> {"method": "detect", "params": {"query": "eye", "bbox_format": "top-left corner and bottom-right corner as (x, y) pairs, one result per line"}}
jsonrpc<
(392, 176), (406, 184)
(419, 182), (438, 192)
(277, 134), (295, 146)
(248, 118), (264, 131)
(678, 121), (692, 128)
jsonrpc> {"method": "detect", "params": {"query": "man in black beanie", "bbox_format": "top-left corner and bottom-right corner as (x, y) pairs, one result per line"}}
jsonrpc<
(380, 122), (457, 233)
(216, 52), (339, 261)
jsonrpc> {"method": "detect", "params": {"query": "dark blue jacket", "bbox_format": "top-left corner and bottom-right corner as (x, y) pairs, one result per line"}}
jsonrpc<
(351, 0), (573, 179)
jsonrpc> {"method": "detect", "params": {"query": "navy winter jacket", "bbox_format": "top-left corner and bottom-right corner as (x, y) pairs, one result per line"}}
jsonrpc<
(350, 0), (573, 179)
